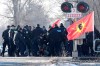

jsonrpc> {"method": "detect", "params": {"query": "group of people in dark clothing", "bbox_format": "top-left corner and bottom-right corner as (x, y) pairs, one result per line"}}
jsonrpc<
(1, 23), (100, 57)
(1, 23), (68, 57)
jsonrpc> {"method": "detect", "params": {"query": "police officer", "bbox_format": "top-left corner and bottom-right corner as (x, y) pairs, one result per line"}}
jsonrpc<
(15, 28), (26, 56)
(28, 26), (33, 56)
(1, 25), (10, 57)
(60, 23), (68, 56)
(14, 25), (20, 56)
(8, 25), (16, 56)
(22, 25), (31, 56)
(47, 25), (54, 56)
(49, 24), (62, 56)
(31, 24), (44, 56)
(37, 26), (49, 56)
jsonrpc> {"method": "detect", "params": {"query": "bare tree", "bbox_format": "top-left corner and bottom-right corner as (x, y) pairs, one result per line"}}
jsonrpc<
(1, 0), (67, 28)
(1, 0), (49, 27)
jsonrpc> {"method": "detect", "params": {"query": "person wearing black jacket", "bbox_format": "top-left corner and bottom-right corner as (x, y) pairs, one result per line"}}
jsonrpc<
(22, 25), (32, 56)
(60, 23), (68, 56)
(31, 24), (44, 56)
(86, 26), (100, 56)
(9, 25), (16, 56)
(48, 24), (62, 56)
(15, 28), (26, 56)
(1, 26), (10, 57)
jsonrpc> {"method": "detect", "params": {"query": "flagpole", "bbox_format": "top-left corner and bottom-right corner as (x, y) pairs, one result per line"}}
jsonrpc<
(72, 18), (78, 58)
(92, 11), (95, 52)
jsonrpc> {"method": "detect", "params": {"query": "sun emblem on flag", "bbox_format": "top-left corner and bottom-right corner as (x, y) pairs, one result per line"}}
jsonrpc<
(76, 22), (85, 32)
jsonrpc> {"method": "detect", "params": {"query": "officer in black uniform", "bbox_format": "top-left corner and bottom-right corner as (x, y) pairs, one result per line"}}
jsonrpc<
(49, 24), (62, 56)
(28, 26), (33, 56)
(31, 24), (44, 56)
(1, 25), (10, 57)
(37, 26), (48, 56)
(60, 23), (68, 56)
(22, 25), (31, 56)
(9, 25), (16, 56)
(15, 28), (26, 56)
(48, 25), (54, 56)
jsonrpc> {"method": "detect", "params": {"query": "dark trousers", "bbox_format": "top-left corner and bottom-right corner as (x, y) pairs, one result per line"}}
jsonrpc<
(54, 41), (62, 56)
(32, 39), (39, 56)
(25, 39), (31, 56)
(8, 39), (16, 57)
(66, 41), (73, 56)
(48, 42), (55, 56)
(77, 45), (82, 57)
(2, 40), (10, 56)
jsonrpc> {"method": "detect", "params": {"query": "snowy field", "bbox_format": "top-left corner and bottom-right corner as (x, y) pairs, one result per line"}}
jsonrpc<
(0, 57), (100, 66)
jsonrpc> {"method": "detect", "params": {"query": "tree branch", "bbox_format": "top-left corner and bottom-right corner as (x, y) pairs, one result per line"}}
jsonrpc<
(20, 0), (29, 12)
(2, 2), (14, 15)
(0, 14), (13, 18)
(6, 4), (14, 15)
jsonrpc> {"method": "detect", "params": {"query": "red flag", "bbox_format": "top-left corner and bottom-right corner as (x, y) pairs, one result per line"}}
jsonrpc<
(67, 11), (94, 40)
(52, 19), (60, 28)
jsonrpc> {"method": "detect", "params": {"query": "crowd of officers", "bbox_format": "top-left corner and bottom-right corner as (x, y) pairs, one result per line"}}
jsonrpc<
(1, 23), (100, 57)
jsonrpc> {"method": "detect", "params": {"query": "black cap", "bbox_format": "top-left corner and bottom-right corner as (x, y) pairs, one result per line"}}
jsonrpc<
(11, 25), (15, 27)
(7, 25), (10, 28)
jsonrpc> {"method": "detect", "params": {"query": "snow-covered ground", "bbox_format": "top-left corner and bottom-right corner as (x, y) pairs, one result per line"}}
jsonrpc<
(0, 61), (100, 66)
(0, 57), (99, 66)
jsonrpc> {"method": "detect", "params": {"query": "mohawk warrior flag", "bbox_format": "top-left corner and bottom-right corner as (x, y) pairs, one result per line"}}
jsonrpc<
(67, 11), (94, 40)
